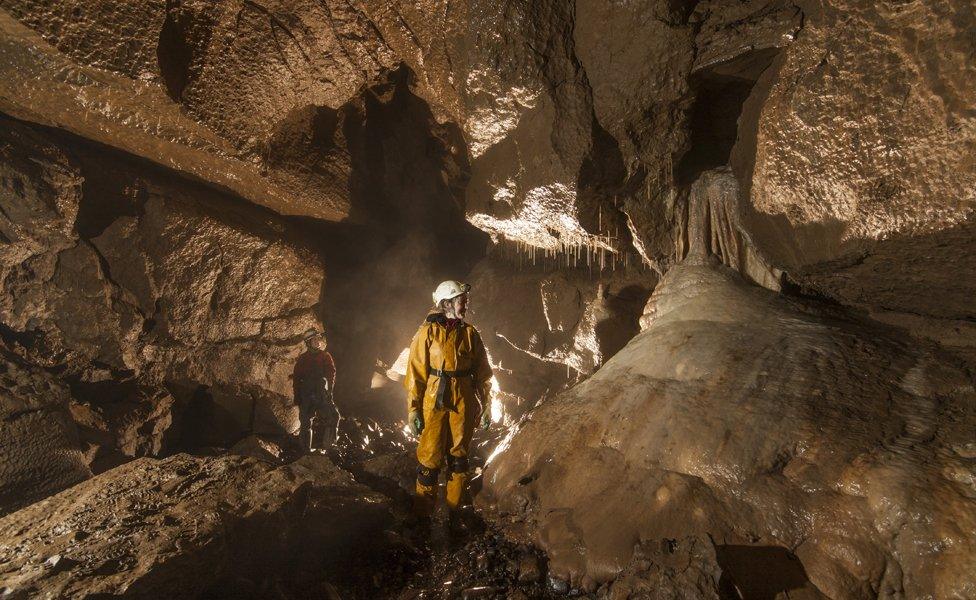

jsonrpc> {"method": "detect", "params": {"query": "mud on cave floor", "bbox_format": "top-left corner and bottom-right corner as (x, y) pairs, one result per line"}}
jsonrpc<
(302, 447), (570, 600)
(222, 419), (565, 599)
(341, 435), (572, 598)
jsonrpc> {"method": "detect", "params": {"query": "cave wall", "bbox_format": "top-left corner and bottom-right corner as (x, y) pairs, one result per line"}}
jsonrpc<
(0, 346), (91, 515)
(0, 7), (974, 596)
(466, 253), (654, 423)
(2, 0), (971, 335)
(0, 115), (326, 502)
(735, 0), (976, 356)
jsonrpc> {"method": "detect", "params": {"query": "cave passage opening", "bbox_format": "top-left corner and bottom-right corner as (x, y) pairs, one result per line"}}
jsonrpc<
(285, 67), (488, 457)
(676, 48), (781, 187)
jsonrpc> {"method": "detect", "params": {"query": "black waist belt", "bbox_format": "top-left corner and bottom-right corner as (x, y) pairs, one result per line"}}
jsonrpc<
(430, 367), (472, 411)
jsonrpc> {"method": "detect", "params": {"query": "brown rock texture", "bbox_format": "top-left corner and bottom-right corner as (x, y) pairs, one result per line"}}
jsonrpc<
(0, 0), (400, 220)
(0, 453), (400, 599)
(0, 115), (325, 482)
(483, 262), (976, 598)
(736, 0), (976, 332)
(466, 253), (655, 422)
(2, 0), (971, 337)
(0, 0), (974, 596)
(673, 168), (781, 292)
(0, 346), (91, 515)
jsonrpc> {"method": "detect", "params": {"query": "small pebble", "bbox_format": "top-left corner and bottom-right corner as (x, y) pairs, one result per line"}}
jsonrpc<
(548, 575), (569, 594)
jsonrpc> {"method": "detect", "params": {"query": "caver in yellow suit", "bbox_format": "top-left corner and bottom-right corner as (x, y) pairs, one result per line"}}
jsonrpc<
(403, 303), (492, 515)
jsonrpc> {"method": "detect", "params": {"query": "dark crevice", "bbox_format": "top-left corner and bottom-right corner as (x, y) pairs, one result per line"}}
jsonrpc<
(141, 299), (162, 334)
(281, 66), (487, 432)
(676, 48), (781, 187)
(158, 2), (193, 101)
(157, 1), (214, 102)
(174, 384), (218, 450)
(779, 274), (846, 307)
(0, 322), (43, 351)
(577, 113), (631, 246)
(715, 545), (821, 600)
(73, 165), (146, 241)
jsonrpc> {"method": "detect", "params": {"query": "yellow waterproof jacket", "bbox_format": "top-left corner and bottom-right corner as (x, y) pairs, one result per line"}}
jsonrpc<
(404, 311), (492, 413)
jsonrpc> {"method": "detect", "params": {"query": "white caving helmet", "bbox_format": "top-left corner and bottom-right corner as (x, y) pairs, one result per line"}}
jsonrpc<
(432, 280), (471, 306)
(303, 329), (326, 344)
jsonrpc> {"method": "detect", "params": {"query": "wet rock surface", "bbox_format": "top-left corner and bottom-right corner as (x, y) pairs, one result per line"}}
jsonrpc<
(0, 453), (411, 599)
(395, 525), (560, 600)
(484, 262), (976, 598)
(0, 0), (974, 598)
(3, 0), (972, 336)
(467, 254), (655, 422)
(737, 0), (976, 337)
(0, 343), (90, 515)
(0, 115), (325, 482)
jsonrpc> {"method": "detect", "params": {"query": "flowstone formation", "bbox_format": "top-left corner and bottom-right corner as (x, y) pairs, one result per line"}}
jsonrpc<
(0, 0), (974, 598)
(483, 262), (976, 598)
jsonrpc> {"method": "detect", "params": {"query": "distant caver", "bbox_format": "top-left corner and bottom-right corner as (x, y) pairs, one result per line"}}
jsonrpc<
(292, 330), (338, 453)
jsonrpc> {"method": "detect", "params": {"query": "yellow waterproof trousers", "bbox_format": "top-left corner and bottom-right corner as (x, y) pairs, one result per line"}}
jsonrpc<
(415, 389), (477, 512)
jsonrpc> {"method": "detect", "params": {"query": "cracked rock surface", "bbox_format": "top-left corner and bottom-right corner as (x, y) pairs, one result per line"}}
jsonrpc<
(0, 115), (324, 494)
(0, 0), (974, 597)
(3, 0), (972, 340)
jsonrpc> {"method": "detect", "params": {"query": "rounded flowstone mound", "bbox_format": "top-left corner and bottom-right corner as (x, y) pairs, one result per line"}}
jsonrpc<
(482, 263), (976, 599)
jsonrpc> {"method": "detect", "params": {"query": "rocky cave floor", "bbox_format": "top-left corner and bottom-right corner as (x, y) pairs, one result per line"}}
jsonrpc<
(0, 434), (578, 600)
(253, 437), (580, 600)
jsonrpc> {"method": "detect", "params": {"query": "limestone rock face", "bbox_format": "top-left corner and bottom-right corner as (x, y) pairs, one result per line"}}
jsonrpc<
(0, 1), (689, 262)
(1, 0), (975, 595)
(0, 347), (90, 515)
(2, 0), (973, 343)
(0, 117), (324, 479)
(0, 453), (399, 599)
(467, 255), (654, 421)
(738, 0), (976, 331)
(0, 0), (400, 220)
(483, 263), (976, 599)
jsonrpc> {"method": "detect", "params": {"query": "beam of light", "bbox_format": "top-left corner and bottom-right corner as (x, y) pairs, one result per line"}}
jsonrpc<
(485, 421), (520, 467)
(387, 346), (411, 380)
(489, 375), (504, 424)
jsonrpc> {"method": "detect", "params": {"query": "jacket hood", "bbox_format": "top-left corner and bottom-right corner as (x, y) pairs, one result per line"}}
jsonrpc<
(426, 310), (466, 327)
(426, 310), (447, 324)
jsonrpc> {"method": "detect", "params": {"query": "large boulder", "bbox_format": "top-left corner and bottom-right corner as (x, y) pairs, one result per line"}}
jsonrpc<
(482, 263), (976, 599)
(734, 0), (976, 349)
(0, 453), (403, 599)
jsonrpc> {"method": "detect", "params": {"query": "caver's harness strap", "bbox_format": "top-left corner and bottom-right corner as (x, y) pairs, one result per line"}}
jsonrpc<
(429, 366), (472, 412)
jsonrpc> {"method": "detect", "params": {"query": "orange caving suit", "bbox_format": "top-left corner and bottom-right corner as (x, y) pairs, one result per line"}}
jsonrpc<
(404, 311), (492, 513)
